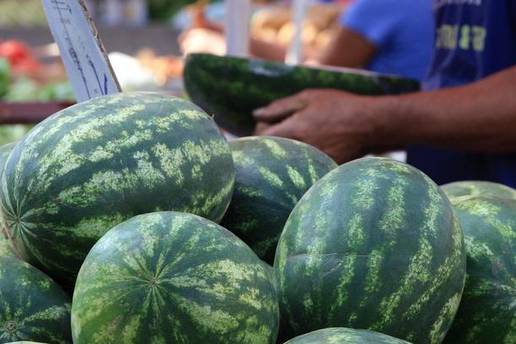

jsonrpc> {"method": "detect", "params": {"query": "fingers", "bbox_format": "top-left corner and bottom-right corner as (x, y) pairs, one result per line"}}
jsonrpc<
(254, 121), (272, 135)
(253, 93), (309, 123)
(258, 116), (302, 139)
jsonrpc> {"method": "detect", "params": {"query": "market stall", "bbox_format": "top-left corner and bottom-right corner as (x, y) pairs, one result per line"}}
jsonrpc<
(0, 1), (514, 344)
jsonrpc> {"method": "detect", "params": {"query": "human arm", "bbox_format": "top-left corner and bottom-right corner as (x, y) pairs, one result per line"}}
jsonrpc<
(253, 66), (516, 163)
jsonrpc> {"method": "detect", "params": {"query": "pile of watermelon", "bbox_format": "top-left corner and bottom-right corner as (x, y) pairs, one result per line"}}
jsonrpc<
(0, 92), (514, 344)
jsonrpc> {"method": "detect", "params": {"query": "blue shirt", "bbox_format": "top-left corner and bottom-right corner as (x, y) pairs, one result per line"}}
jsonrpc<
(407, 0), (516, 187)
(341, 0), (434, 81)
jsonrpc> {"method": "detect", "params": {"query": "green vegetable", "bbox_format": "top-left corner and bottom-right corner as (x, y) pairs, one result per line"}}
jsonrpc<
(221, 136), (336, 263)
(72, 211), (279, 344)
(0, 92), (235, 287)
(0, 142), (16, 257)
(284, 328), (411, 344)
(275, 157), (466, 343)
(442, 181), (516, 201)
(442, 185), (516, 344)
(183, 53), (420, 135)
(0, 255), (71, 343)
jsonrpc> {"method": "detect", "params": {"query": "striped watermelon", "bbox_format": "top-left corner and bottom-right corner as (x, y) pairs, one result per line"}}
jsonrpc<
(441, 187), (515, 344)
(274, 157), (466, 343)
(0, 92), (235, 287)
(220, 136), (337, 263)
(71, 211), (279, 344)
(0, 142), (15, 257)
(442, 181), (516, 201)
(0, 255), (71, 343)
(284, 328), (411, 344)
(0, 142), (15, 170)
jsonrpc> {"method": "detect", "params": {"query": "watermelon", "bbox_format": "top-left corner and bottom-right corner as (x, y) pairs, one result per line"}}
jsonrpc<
(220, 136), (337, 263)
(441, 187), (515, 344)
(442, 181), (516, 201)
(0, 255), (71, 343)
(284, 328), (411, 344)
(183, 53), (420, 136)
(0, 142), (15, 257)
(274, 157), (466, 343)
(71, 211), (279, 344)
(0, 92), (235, 287)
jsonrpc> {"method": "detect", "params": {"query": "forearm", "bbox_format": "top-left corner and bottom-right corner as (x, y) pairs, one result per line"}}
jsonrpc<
(371, 66), (516, 152)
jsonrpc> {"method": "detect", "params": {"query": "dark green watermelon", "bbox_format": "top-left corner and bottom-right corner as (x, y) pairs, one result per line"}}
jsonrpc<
(442, 181), (516, 201)
(0, 92), (235, 287)
(71, 211), (279, 344)
(274, 157), (466, 344)
(183, 53), (420, 136)
(220, 136), (337, 263)
(441, 189), (515, 344)
(284, 328), (411, 344)
(0, 255), (71, 343)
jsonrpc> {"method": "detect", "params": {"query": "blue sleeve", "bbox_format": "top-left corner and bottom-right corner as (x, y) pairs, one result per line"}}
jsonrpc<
(340, 0), (401, 47)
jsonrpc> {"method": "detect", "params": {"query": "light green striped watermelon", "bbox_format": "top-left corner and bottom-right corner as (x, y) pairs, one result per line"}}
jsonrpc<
(442, 181), (516, 201)
(441, 187), (515, 344)
(0, 92), (235, 287)
(220, 136), (337, 263)
(0, 142), (16, 257)
(71, 211), (279, 344)
(274, 157), (466, 344)
(0, 255), (71, 343)
(284, 328), (411, 344)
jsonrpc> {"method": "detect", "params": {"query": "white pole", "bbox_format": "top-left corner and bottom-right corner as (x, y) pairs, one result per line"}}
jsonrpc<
(286, 0), (310, 65)
(225, 0), (251, 57)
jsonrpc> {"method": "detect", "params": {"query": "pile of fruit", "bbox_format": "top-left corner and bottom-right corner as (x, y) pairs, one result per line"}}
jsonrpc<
(0, 92), (514, 343)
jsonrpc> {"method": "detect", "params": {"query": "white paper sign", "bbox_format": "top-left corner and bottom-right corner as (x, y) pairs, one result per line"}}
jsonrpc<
(42, 0), (121, 102)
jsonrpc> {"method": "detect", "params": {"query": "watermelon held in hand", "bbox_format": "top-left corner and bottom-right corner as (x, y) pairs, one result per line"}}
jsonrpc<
(0, 255), (71, 343)
(0, 92), (235, 287)
(284, 328), (412, 344)
(442, 181), (516, 201)
(274, 157), (466, 344)
(441, 186), (516, 344)
(220, 136), (337, 263)
(183, 53), (420, 136)
(71, 211), (279, 344)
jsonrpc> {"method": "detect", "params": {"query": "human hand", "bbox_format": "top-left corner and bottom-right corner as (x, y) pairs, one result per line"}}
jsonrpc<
(253, 89), (380, 164)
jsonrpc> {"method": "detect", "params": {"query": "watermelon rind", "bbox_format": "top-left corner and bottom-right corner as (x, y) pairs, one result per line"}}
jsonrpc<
(284, 327), (412, 344)
(274, 157), (466, 343)
(0, 92), (235, 287)
(183, 53), (420, 136)
(442, 181), (516, 202)
(71, 211), (279, 344)
(0, 142), (16, 257)
(0, 255), (71, 343)
(441, 190), (516, 344)
(221, 136), (337, 263)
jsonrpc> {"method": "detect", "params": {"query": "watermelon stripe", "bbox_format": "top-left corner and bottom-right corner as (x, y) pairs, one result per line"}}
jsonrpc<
(0, 93), (235, 286)
(0, 255), (71, 343)
(285, 327), (412, 344)
(72, 212), (279, 344)
(275, 158), (466, 343)
(441, 185), (515, 344)
(221, 137), (336, 263)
